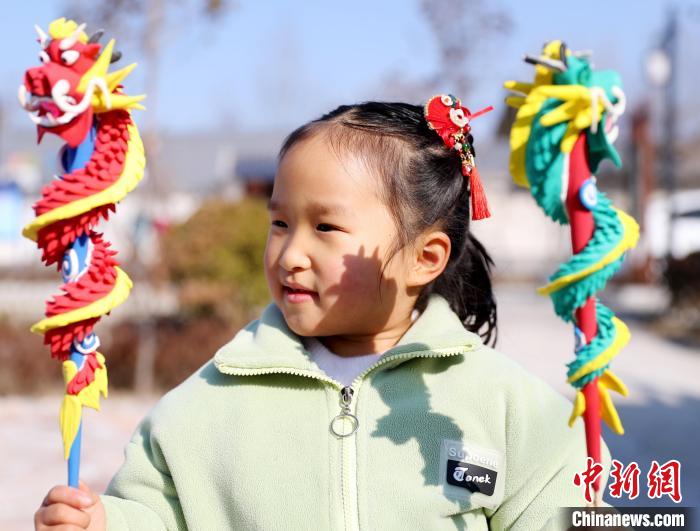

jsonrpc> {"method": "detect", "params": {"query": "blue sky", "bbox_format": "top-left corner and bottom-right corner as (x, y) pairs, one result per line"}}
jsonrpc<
(2, 0), (698, 138)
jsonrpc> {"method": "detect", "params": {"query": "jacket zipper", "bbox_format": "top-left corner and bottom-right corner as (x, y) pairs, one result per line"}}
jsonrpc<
(218, 345), (472, 531)
(335, 385), (358, 531)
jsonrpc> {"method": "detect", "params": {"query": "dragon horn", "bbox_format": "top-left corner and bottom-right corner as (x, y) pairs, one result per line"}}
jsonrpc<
(35, 24), (49, 48)
(559, 41), (569, 63)
(88, 29), (105, 44)
(523, 54), (567, 72)
(60, 22), (86, 50)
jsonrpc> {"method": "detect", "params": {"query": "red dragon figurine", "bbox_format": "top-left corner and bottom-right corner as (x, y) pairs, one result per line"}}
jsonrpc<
(18, 18), (145, 487)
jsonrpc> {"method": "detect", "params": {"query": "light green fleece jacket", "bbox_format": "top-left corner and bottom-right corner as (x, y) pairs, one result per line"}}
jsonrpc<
(101, 292), (612, 530)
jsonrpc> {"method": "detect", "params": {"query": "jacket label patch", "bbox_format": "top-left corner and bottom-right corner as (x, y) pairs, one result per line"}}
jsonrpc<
(440, 438), (505, 509)
(446, 459), (497, 495)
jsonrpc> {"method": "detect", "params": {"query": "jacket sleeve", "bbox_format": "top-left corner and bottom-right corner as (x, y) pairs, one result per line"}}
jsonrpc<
(483, 365), (613, 531)
(99, 409), (186, 531)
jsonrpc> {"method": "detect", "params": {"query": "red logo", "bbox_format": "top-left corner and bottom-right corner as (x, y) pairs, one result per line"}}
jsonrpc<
(573, 457), (604, 503)
(648, 460), (682, 503)
(609, 459), (641, 500)
(574, 458), (683, 503)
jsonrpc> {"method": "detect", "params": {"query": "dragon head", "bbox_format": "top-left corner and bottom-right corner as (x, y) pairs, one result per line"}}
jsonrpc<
(525, 40), (626, 170)
(18, 18), (145, 148)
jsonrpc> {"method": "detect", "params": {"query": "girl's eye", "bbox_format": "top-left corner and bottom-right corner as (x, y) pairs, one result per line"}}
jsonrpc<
(270, 220), (338, 232)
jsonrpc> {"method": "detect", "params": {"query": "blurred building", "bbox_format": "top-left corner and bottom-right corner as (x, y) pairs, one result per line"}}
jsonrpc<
(235, 157), (276, 198)
(0, 152), (43, 268)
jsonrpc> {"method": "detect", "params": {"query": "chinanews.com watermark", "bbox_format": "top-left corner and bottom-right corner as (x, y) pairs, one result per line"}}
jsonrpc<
(561, 457), (695, 529)
(563, 507), (693, 529)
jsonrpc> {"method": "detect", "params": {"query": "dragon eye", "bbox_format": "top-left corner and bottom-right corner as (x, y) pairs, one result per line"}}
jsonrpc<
(61, 248), (80, 283)
(39, 50), (50, 64)
(60, 50), (80, 65)
(73, 332), (100, 355)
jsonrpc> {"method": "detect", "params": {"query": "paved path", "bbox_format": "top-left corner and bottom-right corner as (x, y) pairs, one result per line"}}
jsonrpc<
(1, 393), (159, 531)
(496, 283), (699, 510)
(2, 284), (697, 530)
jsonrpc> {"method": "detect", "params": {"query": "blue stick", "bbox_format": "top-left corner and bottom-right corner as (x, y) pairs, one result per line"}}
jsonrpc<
(68, 421), (82, 488)
(63, 123), (97, 488)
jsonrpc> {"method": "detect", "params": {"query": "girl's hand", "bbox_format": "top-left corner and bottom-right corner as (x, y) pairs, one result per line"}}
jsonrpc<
(35, 480), (106, 530)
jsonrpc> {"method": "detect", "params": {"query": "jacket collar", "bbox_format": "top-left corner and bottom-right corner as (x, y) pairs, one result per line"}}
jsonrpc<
(213, 293), (483, 375)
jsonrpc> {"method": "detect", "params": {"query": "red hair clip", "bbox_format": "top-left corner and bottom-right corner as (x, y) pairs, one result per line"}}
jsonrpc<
(424, 94), (493, 220)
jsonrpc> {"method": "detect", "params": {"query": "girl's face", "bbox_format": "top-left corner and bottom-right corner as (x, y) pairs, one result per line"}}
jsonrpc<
(264, 133), (416, 344)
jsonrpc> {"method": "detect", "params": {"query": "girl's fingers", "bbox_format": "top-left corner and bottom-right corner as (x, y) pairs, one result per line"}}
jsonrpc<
(77, 480), (99, 506)
(42, 485), (93, 508)
(37, 502), (90, 527)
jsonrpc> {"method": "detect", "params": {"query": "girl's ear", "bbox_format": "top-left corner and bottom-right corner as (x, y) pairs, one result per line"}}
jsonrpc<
(406, 230), (451, 288)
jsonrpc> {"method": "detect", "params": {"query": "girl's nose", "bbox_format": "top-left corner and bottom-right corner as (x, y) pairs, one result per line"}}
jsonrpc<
(279, 233), (312, 271)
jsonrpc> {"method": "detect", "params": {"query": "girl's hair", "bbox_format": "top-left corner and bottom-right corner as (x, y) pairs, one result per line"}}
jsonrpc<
(279, 101), (497, 347)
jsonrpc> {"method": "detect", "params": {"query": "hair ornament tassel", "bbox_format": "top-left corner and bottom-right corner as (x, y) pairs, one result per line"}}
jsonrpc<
(424, 94), (494, 220)
(468, 165), (491, 220)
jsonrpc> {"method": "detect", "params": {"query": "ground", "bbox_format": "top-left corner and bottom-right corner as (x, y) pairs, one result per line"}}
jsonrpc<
(1, 283), (697, 530)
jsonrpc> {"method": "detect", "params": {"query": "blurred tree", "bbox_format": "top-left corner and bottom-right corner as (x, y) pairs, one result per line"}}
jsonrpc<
(0, 315), (60, 394)
(420, 0), (512, 96)
(377, 0), (512, 101)
(64, 0), (231, 38)
(159, 196), (270, 321)
(74, 198), (270, 393)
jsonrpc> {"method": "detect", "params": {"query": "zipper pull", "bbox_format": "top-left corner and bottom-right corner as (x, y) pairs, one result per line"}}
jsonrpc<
(330, 385), (359, 438)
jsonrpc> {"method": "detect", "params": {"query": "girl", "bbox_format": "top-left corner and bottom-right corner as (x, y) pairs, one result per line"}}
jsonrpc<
(36, 97), (611, 530)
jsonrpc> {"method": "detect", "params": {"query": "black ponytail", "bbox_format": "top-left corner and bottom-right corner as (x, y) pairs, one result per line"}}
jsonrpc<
(279, 101), (498, 347)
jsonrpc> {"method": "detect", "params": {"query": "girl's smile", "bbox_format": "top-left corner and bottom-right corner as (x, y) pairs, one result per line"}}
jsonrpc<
(282, 285), (318, 303)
